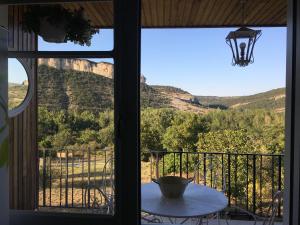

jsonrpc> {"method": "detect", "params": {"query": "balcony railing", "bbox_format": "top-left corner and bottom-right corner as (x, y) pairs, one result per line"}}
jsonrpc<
(38, 148), (284, 218)
(149, 151), (284, 218)
(39, 147), (114, 213)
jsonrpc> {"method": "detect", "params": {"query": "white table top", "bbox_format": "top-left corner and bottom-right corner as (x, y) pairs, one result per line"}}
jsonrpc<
(142, 182), (228, 218)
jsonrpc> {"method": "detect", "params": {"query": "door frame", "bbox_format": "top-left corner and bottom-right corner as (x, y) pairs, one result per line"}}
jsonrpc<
(2, 0), (300, 225)
(1, 1), (141, 225)
(0, 6), (9, 225)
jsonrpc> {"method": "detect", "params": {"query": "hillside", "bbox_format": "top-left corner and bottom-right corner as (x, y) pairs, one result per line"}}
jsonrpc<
(8, 63), (286, 113)
(8, 83), (28, 110)
(151, 85), (209, 113)
(196, 88), (285, 111)
(37, 65), (171, 113)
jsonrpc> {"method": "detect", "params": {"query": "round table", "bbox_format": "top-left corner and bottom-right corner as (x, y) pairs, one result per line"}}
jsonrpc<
(142, 182), (228, 221)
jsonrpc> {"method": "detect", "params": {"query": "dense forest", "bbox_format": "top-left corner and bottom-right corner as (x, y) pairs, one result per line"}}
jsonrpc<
(38, 107), (284, 159)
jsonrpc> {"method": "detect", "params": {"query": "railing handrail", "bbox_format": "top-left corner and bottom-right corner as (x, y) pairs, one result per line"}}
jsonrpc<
(39, 147), (284, 157)
(148, 150), (284, 157)
(39, 147), (113, 152)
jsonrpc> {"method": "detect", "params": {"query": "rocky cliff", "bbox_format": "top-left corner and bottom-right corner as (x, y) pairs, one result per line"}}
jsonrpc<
(38, 58), (146, 83)
(37, 65), (168, 113)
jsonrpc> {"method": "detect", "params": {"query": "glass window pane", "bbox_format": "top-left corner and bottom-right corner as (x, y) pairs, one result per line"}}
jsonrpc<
(37, 58), (115, 215)
(8, 58), (32, 117)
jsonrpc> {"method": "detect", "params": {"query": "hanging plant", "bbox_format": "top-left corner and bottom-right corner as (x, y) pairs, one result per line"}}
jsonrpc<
(22, 5), (99, 46)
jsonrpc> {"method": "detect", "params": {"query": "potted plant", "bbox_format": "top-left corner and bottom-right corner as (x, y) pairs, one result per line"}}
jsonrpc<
(22, 5), (99, 46)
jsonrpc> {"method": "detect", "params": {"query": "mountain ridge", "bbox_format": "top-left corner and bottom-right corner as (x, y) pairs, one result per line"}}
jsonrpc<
(8, 63), (285, 113)
(194, 88), (285, 111)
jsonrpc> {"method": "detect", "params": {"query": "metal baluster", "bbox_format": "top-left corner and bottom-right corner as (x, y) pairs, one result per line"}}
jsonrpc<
(210, 154), (213, 188)
(49, 152), (52, 207)
(150, 153), (153, 179)
(162, 154), (165, 176)
(253, 155), (256, 215)
(81, 149), (84, 207)
(42, 149), (46, 207)
(186, 153), (189, 179)
(278, 155), (282, 217)
(260, 155), (263, 216)
(221, 154), (224, 191)
(94, 148), (97, 208)
(196, 153), (200, 184)
(204, 153), (207, 186)
(65, 149), (69, 207)
(173, 153), (176, 176)
(59, 153), (62, 207)
(104, 150), (107, 196)
(88, 147), (91, 208)
(272, 155), (275, 204)
(72, 149), (74, 208)
(179, 151), (182, 177)
(246, 155), (249, 211)
(155, 152), (159, 178)
(228, 154), (231, 207)
(234, 154), (238, 206)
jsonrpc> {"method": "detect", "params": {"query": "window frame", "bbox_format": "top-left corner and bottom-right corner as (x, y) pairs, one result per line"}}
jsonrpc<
(284, 0), (300, 224)
(4, 0), (300, 225)
(8, 58), (34, 118)
(4, 0), (141, 225)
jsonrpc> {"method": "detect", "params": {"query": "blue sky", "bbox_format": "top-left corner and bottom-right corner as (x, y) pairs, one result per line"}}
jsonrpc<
(9, 27), (286, 96)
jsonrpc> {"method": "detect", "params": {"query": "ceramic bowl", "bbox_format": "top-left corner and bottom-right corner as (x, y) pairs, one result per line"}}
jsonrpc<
(152, 176), (193, 198)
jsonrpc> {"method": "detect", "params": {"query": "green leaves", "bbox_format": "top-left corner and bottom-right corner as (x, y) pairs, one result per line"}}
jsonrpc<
(23, 5), (99, 46)
(197, 129), (256, 154)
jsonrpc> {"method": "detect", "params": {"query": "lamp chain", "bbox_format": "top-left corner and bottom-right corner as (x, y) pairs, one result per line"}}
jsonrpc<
(241, 0), (247, 25)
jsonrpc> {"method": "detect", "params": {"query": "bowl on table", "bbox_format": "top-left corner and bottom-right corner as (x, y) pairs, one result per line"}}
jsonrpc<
(152, 176), (193, 198)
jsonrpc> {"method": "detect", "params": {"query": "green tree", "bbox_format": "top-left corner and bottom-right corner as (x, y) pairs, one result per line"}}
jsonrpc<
(52, 129), (74, 148)
(77, 129), (98, 145)
(141, 108), (176, 159)
(162, 112), (208, 152)
(197, 129), (257, 153)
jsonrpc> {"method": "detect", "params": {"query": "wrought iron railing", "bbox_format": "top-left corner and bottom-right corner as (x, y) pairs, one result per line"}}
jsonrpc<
(39, 148), (283, 218)
(148, 151), (284, 218)
(38, 147), (114, 214)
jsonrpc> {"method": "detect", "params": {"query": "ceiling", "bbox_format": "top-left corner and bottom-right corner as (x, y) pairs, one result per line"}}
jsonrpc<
(64, 0), (287, 28)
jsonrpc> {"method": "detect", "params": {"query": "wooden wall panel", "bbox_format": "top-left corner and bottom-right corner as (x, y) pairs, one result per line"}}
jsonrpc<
(8, 5), (37, 210)
(65, 0), (286, 28)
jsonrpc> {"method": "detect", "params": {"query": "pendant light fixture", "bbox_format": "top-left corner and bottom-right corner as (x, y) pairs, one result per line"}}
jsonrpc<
(226, 0), (262, 67)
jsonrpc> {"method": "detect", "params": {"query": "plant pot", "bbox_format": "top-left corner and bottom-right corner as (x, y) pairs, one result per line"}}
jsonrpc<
(39, 19), (67, 43)
(152, 176), (193, 198)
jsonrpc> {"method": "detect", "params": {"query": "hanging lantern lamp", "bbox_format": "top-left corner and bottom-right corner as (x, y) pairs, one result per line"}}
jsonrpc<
(226, 0), (262, 67)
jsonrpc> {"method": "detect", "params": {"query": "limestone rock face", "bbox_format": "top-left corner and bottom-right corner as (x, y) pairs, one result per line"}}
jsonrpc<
(38, 59), (114, 79)
(38, 58), (146, 83)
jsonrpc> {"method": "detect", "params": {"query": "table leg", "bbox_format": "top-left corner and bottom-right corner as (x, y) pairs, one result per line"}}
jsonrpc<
(180, 217), (189, 224)
(196, 217), (203, 225)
